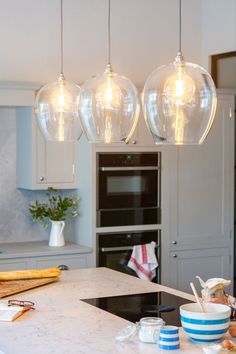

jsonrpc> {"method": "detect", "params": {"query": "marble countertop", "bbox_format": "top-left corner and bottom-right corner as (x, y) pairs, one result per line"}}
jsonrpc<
(0, 267), (228, 354)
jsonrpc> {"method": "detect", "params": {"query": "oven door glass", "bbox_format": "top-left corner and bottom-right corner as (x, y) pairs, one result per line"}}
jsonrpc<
(98, 245), (159, 284)
(99, 249), (137, 277)
(98, 169), (158, 209)
(97, 207), (160, 227)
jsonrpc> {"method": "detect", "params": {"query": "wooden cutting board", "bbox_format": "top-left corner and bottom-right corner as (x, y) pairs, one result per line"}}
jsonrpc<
(0, 277), (58, 298)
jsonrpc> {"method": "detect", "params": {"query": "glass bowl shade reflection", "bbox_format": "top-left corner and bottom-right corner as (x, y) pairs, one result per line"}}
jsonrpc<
(79, 72), (140, 143)
(142, 61), (217, 145)
(35, 80), (81, 141)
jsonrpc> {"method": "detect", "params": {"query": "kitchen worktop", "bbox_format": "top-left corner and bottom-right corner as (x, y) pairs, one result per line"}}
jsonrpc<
(0, 241), (92, 259)
(0, 267), (230, 354)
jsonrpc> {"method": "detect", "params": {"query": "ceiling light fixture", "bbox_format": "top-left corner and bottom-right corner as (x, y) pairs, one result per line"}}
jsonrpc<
(142, 0), (217, 145)
(78, 0), (140, 144)
(35, 0), (81, 142)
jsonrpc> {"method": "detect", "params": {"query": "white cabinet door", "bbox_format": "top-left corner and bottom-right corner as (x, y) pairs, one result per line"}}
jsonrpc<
(169, 247), (232, 294)
(168, 94), (234, 250)
(16, 107), (78, 190)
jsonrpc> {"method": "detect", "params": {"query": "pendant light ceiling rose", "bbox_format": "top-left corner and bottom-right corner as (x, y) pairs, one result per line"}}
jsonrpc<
(105, 63), (113, 75)
(35, 0), (81, 142)
(58, 72), (65, 81)
(142, 0), (217, 145)
(175, 51), (184, 63)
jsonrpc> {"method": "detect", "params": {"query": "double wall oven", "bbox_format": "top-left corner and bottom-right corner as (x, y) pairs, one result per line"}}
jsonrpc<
(96, 152), (161, 283)
(97, 152), (161, 227)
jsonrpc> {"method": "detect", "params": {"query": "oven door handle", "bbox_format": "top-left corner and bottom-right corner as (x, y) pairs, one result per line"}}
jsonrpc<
(100, 245), (158, 252)
(100, 246), (135, 252)
(99, 166), (159, 171)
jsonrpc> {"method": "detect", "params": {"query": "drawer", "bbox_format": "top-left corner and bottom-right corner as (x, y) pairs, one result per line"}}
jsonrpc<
(0, 259), (29, 271)
(34, 254), (89, 270)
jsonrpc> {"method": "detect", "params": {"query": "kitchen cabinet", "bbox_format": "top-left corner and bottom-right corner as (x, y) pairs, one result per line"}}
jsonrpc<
(16, 107), (78, 190)
(170, 94), (234, 249)
(0, 259), (29, 271)
(0, 241), (92, 271)
(95, 111), (156, 148)
(163, 93), (235, 293)
(169, 247), (231, 294)
(0, 255), (90, 271)
(76, 92), (235, 293)
(34, 254), (89, 269)
(125, 111), (156, 147)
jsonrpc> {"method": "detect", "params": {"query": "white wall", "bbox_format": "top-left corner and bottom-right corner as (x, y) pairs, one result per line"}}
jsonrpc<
(202, 0), (236, 69)
(0, 0), (202, 87)
(0, 0), (235, 85)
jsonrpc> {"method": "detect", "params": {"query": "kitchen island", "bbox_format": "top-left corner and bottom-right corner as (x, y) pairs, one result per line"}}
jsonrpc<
(0, 268), (227, 354)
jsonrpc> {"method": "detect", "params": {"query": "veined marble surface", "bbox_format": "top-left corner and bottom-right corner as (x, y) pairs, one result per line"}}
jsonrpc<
(0, 267), (230, 354)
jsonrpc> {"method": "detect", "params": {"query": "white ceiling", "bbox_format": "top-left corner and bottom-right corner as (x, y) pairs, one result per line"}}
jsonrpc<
(0, 0), (234, 87)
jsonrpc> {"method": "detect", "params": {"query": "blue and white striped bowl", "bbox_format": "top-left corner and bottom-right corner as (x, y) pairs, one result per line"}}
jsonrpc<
(180, 303), (231, 343)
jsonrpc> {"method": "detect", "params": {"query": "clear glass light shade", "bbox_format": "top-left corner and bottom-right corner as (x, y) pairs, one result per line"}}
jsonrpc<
(35, 78), (82, 141)
(79, 70), (140, 143)
(142, 58), (217, 145)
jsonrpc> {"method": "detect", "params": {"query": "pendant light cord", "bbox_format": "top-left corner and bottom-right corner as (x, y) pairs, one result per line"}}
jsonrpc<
(178, 0), (182, 54)
(108, 0), (111, 66)
(60, 0), (64, 77)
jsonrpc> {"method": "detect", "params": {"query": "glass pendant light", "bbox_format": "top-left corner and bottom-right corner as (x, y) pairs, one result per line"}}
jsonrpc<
(79, 0), (140, 144)
(35, 0), (81, 141)
(142, 0), (217, 145)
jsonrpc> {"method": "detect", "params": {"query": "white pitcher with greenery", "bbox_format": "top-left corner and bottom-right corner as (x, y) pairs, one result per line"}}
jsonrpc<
(49, 220), (65, 247)
(29, 188), (80, 247)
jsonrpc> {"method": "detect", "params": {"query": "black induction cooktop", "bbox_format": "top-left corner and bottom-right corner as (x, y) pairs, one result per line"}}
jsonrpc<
(82, 291), (192, 326)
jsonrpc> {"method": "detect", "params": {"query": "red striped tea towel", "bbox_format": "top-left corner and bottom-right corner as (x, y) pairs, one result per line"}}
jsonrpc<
(127, 241), (158, 281)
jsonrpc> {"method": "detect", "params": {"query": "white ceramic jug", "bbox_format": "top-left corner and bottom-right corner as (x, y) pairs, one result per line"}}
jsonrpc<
(49, 220), (65, 247)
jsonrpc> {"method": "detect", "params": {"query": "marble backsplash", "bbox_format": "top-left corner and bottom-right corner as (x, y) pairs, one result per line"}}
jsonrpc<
(0, 108), (76, 244)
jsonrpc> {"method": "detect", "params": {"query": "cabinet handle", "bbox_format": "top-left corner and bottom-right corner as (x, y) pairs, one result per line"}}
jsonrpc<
(58, 264), (69, 271)
(172, 240), (177, 245)
(39, 176), (44, 182)
(132, 140), (137, 145)
(172, 254), (177, 258)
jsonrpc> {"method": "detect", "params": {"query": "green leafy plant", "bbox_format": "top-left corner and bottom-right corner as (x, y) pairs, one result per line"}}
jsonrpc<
(29, 188), (80, 228)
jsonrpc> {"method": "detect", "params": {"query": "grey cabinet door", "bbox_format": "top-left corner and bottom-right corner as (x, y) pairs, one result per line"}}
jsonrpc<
(168, 94), (234, 250)
(0, 259), (29, 271)
(133, 111), (155, 147)
(34, 254), (89, 270)
(169, 247), (231, 294)
(36, 128), (75, 184)
(16, 107), (78, 190)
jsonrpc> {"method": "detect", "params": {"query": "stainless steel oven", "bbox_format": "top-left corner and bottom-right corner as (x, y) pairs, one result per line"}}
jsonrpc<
(97, 152), (161, 227)
(97, 230), (161, 283)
